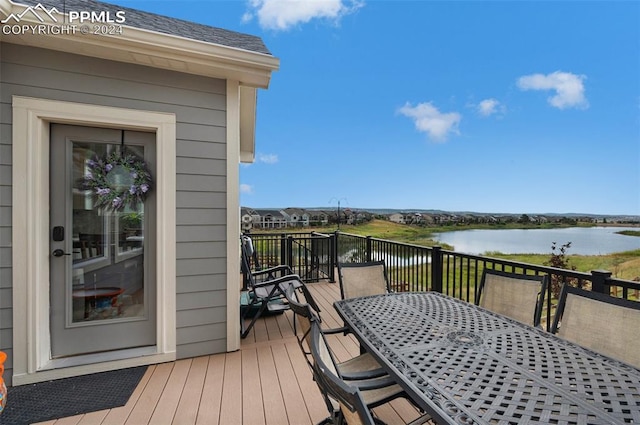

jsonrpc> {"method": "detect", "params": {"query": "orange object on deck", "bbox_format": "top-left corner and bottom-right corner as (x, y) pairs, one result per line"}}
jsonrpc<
(0, 351), (6, 414)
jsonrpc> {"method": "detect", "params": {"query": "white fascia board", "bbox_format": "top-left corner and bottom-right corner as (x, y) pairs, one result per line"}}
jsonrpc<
(0, 0), (279, 88)
(240, 86), (257, 163)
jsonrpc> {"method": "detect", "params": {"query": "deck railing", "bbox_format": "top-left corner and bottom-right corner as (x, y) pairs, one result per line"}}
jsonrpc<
(244, 232), (335, 283)
(243, 230), (640, 330)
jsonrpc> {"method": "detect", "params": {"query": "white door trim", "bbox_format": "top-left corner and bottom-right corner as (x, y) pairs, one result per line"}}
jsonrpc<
(11, 96), (177, 385)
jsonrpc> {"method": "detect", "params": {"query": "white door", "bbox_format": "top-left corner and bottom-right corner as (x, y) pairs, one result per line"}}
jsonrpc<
(50, 124), (156, 358)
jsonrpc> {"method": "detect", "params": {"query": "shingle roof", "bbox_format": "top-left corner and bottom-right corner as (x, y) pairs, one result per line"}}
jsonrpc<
(18, 0), (272, 55)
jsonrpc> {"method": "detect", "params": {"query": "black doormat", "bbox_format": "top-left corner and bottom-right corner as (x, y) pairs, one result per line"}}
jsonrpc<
(0, 366), (147, 425)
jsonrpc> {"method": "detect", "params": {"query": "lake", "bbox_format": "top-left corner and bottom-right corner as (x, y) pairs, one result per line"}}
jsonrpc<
(432, 227), (640, 255)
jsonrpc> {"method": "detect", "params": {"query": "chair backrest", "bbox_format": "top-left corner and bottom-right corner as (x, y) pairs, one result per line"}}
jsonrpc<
(476, 269), (547, 327)
(551, 285), (640, 368)
(79, 233), (104, 259)
(286, 291), (319, 366)
(240, 235), (260, 274)
(308, 321), (376, 425)
(338, 260), (390, 300)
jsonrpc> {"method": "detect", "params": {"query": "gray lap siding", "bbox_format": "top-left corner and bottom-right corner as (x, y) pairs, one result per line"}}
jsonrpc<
(0, 42), (229, 385)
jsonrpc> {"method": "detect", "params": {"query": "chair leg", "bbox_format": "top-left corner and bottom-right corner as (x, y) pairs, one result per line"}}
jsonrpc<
(240, 300), (268, 338)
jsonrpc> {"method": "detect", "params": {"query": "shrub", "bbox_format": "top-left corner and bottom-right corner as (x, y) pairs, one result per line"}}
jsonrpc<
(545, 241), (585, 298)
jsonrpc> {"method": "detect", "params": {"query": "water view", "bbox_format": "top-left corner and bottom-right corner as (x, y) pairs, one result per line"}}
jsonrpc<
(433, 227), (640, 255)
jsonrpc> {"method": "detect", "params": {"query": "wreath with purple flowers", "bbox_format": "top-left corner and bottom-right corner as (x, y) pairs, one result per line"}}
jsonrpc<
(83, 151), (153, 212)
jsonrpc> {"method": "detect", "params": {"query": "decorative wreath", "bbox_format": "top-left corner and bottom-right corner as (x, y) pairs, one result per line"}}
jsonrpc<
(83, 151), (153, 212)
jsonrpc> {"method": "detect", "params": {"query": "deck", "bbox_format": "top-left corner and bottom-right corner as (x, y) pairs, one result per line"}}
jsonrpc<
(37, 282), (427, 425)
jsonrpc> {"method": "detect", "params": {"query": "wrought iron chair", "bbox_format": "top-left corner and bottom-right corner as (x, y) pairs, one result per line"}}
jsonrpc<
(240, 234), (303, 338)
(475, 269), (548, 327)
(337, 260), (390, 300)
(551, 284), (640, 368)
(307, 318), (430, 425)
(289, 286), (430, 425)
(241, 234), (294, 289)
(286, 286), (386, 381)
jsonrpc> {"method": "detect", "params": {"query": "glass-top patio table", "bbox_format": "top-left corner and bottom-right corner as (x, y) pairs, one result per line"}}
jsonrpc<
(334, 292), (640, 425)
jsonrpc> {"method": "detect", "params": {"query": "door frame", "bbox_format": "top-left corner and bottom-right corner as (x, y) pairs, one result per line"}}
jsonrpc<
(11, 96), (177, 385)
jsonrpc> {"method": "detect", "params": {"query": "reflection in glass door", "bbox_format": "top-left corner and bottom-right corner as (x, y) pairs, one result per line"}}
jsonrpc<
(50, 124), (156, 359)
(71, 142), (146, 323)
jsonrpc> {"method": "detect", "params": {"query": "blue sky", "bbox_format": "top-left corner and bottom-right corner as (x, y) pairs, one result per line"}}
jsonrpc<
(115, 0), (639, 215)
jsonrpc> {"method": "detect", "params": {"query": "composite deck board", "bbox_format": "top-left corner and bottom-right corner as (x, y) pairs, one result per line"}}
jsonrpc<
(241, 348), (264, 425)
(257, 345), (288, 425)
(218, 350), (242, 425)
(37, 282), (427, 425)
(196, 353), (225, 425)
(173, 356), (208, 425)
(149, 359), (192, 424)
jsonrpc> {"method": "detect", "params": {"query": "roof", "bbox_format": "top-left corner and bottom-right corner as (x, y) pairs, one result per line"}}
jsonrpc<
(1, 0), (279, 163)
(253, 209), (286, 217)
(16, 0), (272, 55)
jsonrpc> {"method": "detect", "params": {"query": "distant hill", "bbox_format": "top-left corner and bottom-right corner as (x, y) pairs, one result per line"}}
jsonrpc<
(295, 207), (639, 220)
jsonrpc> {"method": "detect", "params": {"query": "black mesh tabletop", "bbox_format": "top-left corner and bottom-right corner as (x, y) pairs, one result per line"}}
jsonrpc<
(334, 292), (640, 425)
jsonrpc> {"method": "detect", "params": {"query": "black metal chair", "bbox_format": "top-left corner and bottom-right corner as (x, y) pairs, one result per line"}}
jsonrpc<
(286, 287), (387, 382)
(288, 287), (431, 425)
(240, 234), (303, 338)
(241, 234), (295, 289)
(475, 269), (548, 327)
(551, 284), (640, 368)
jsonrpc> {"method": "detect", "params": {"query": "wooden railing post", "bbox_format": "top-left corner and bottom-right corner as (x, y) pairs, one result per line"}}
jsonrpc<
(591, 269), (612, 295)
(431, 246), (443, 293)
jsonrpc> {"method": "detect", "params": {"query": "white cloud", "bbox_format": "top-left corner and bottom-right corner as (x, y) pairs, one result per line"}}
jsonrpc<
(240, 184), (254, 194)
(477, 98), (501, 117)
(244, 0), (363, 31)
(398, 102), (461, 142)
(517, 71), (588, 109)
(257, 153), (279, 164)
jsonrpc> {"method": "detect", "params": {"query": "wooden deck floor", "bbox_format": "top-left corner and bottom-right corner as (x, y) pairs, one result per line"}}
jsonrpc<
(37, 282), (427, 425)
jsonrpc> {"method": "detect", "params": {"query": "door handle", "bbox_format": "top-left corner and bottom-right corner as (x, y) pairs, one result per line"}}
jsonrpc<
(52, 249), (71, 257)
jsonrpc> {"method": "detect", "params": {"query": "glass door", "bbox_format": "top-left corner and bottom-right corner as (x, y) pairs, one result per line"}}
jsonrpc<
(50, 124), (156, 359)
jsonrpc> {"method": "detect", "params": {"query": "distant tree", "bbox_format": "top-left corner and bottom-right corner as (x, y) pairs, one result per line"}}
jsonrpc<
(518, 214), (530, 224)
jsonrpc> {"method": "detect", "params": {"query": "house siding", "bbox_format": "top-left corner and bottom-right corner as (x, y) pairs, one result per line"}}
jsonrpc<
(0, 43), (229, 385)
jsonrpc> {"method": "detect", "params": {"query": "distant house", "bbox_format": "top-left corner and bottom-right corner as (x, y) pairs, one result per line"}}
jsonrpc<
(389, 213), (406, 224)
(283, 208), (310, 227)
(253, 209), (288, 229)
(389, 212), (422, 225)
(309, 211), (329, 226)
(421, 214), (435, 225)
(241, 207), (260, 232)
(1, 0), (278, 386)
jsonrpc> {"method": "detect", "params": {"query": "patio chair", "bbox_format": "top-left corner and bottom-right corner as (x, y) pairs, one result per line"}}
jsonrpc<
(338, 260), (390, 300)
(308, 319), (431, 425)
(241, 234), (295, 289)
(286, 288), (386, 381)
(240, 235), (306, 338)
(475, 269), (548, 327)
(550, 284), (640, 368)
(241, 273), (306, 338)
